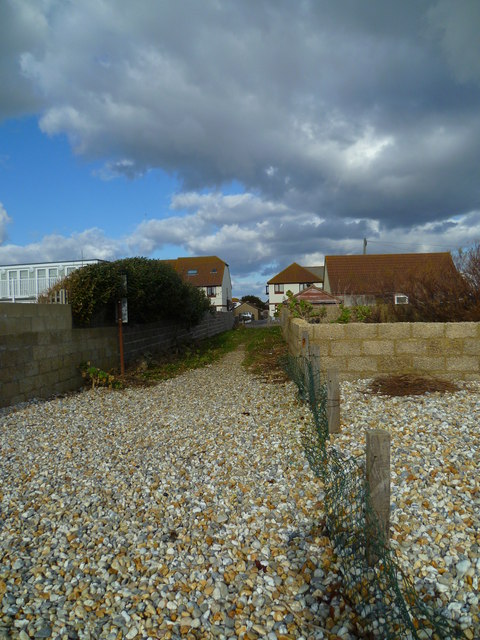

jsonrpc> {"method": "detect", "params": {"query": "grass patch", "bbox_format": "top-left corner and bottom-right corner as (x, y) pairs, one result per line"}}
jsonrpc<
(242, 326), (290, 383)
(126, 325), (288, 385)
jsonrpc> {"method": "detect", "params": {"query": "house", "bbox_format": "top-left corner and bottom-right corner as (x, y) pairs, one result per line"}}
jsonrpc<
(266, 262), (324, 317)
(233, 301), (262, 322)
(0, 259), (105, 303)
(323, 252), (458, 305)
(164, 256), (232, 312)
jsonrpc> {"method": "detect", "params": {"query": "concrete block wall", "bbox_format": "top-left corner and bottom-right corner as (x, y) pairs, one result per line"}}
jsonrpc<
(282, 313), (480, 381)
(0, 303), (118, 408)
(123, 312), (234, 363)
(1, 304), (234, 408)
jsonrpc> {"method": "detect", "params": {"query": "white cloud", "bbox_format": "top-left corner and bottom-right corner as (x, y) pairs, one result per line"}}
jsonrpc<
(0, 228), (122, 265)
(1, 199), (480, 299)
(0, 203), (12, 244)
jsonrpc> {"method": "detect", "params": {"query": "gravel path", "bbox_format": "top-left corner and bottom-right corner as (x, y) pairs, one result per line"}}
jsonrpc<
(1, 350), (479, 639)
(1, 351), (343, 640)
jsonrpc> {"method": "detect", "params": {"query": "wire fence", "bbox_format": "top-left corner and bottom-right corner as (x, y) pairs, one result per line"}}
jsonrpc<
(285, 353), (466, 640)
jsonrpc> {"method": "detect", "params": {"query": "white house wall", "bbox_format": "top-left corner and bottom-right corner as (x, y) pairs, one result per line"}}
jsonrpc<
(202, 266), (232, 311)
(268, 281), (322, 316)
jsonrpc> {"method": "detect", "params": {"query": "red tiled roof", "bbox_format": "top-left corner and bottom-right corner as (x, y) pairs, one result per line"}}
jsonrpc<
(268, 262), (323, 285)
(294, 285), (340, 304)
(163, 256), (227, 287)
(324, 252), (457, 295)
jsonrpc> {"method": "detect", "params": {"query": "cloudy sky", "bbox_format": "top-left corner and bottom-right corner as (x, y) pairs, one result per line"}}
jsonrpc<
(1, 0), (479, 298)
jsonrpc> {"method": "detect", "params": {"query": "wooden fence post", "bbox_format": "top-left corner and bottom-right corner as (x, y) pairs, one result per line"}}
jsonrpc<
(366, 429), (391, 565)
(326, 368), (340, 434)
(301, 330), (310, 390)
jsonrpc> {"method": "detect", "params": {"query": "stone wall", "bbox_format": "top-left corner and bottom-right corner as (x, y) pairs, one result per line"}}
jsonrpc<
(281, 312), (480, 381)
(0, 304), (234, 408)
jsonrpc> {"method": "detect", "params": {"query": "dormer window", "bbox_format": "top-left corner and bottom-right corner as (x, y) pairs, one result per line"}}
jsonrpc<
(211, 268), (217, 273)
(187, 269), (198, 275)
(395, 294), (408, 305)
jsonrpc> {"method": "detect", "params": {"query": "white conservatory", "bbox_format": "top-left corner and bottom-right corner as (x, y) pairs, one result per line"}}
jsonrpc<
(0, 259), (105, 302)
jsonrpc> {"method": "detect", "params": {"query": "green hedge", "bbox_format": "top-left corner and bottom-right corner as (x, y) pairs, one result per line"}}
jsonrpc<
(46, 258), (212, 327)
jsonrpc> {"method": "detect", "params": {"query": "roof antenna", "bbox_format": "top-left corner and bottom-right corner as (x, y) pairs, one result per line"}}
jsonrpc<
(363, 238), (367, 255)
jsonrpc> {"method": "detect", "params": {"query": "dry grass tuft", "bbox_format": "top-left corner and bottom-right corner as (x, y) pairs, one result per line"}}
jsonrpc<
(367, 373), (459, 397)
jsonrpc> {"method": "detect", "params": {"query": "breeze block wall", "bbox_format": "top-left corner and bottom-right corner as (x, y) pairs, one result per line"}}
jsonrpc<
(0, 303), (118, 408)
(122, 311), (235, 363)
(0, 305), (235, 408)
(282, 313), (480, 381)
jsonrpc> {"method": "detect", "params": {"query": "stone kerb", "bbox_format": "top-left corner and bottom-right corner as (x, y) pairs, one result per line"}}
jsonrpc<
(284, 317), (480, 381)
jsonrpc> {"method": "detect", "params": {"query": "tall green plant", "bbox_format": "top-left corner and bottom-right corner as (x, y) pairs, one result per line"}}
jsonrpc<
(46, 257), (212, 327)
(282, 290), (327, 322)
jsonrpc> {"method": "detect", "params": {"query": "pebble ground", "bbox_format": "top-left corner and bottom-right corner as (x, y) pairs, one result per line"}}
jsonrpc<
(1, 350), (478, 639)
(339, 380), (480, 639)
(1, 351), (347, 640)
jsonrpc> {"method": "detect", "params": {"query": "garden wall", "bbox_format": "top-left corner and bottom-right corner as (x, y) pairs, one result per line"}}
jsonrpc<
(0, 304), (234, 408)
(122, 311), (234, 363)
(281, 312), (480, 381)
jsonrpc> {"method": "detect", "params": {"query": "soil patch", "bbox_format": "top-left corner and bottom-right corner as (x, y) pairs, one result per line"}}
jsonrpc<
(366, 373), (459, 397)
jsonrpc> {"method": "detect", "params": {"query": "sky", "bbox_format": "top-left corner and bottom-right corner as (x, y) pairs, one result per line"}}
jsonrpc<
(1, 0), (480, 299)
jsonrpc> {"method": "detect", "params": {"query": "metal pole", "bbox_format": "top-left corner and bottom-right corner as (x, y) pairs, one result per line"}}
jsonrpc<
(117, 300), (125, 376)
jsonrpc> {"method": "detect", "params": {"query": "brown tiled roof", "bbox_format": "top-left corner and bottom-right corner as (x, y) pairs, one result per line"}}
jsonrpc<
(163, 256), (227, 286)
(324, 252), (457, 295)
(294, 285), (340, 304)
(267, 262), (323, 285)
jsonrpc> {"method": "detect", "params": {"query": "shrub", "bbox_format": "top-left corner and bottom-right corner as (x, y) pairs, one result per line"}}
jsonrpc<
(80, 362), (123, 389)
(46, 257), (212, 327)
(335, 304), (352, 323)
(283, 290), (327, 322)
(352, 304), (372, 322)
(387, 262), (480, 322)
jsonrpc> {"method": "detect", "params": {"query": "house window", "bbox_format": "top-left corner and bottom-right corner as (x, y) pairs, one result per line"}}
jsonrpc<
(299, 283), (311, 291)
(265, 285), (269, 295)
(274, 284), (284, 294)
(211, 268), (217, 273)
(395, 294), (409, 305)
(206, 286), (216, 297)
(187, 269), (198, 275)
